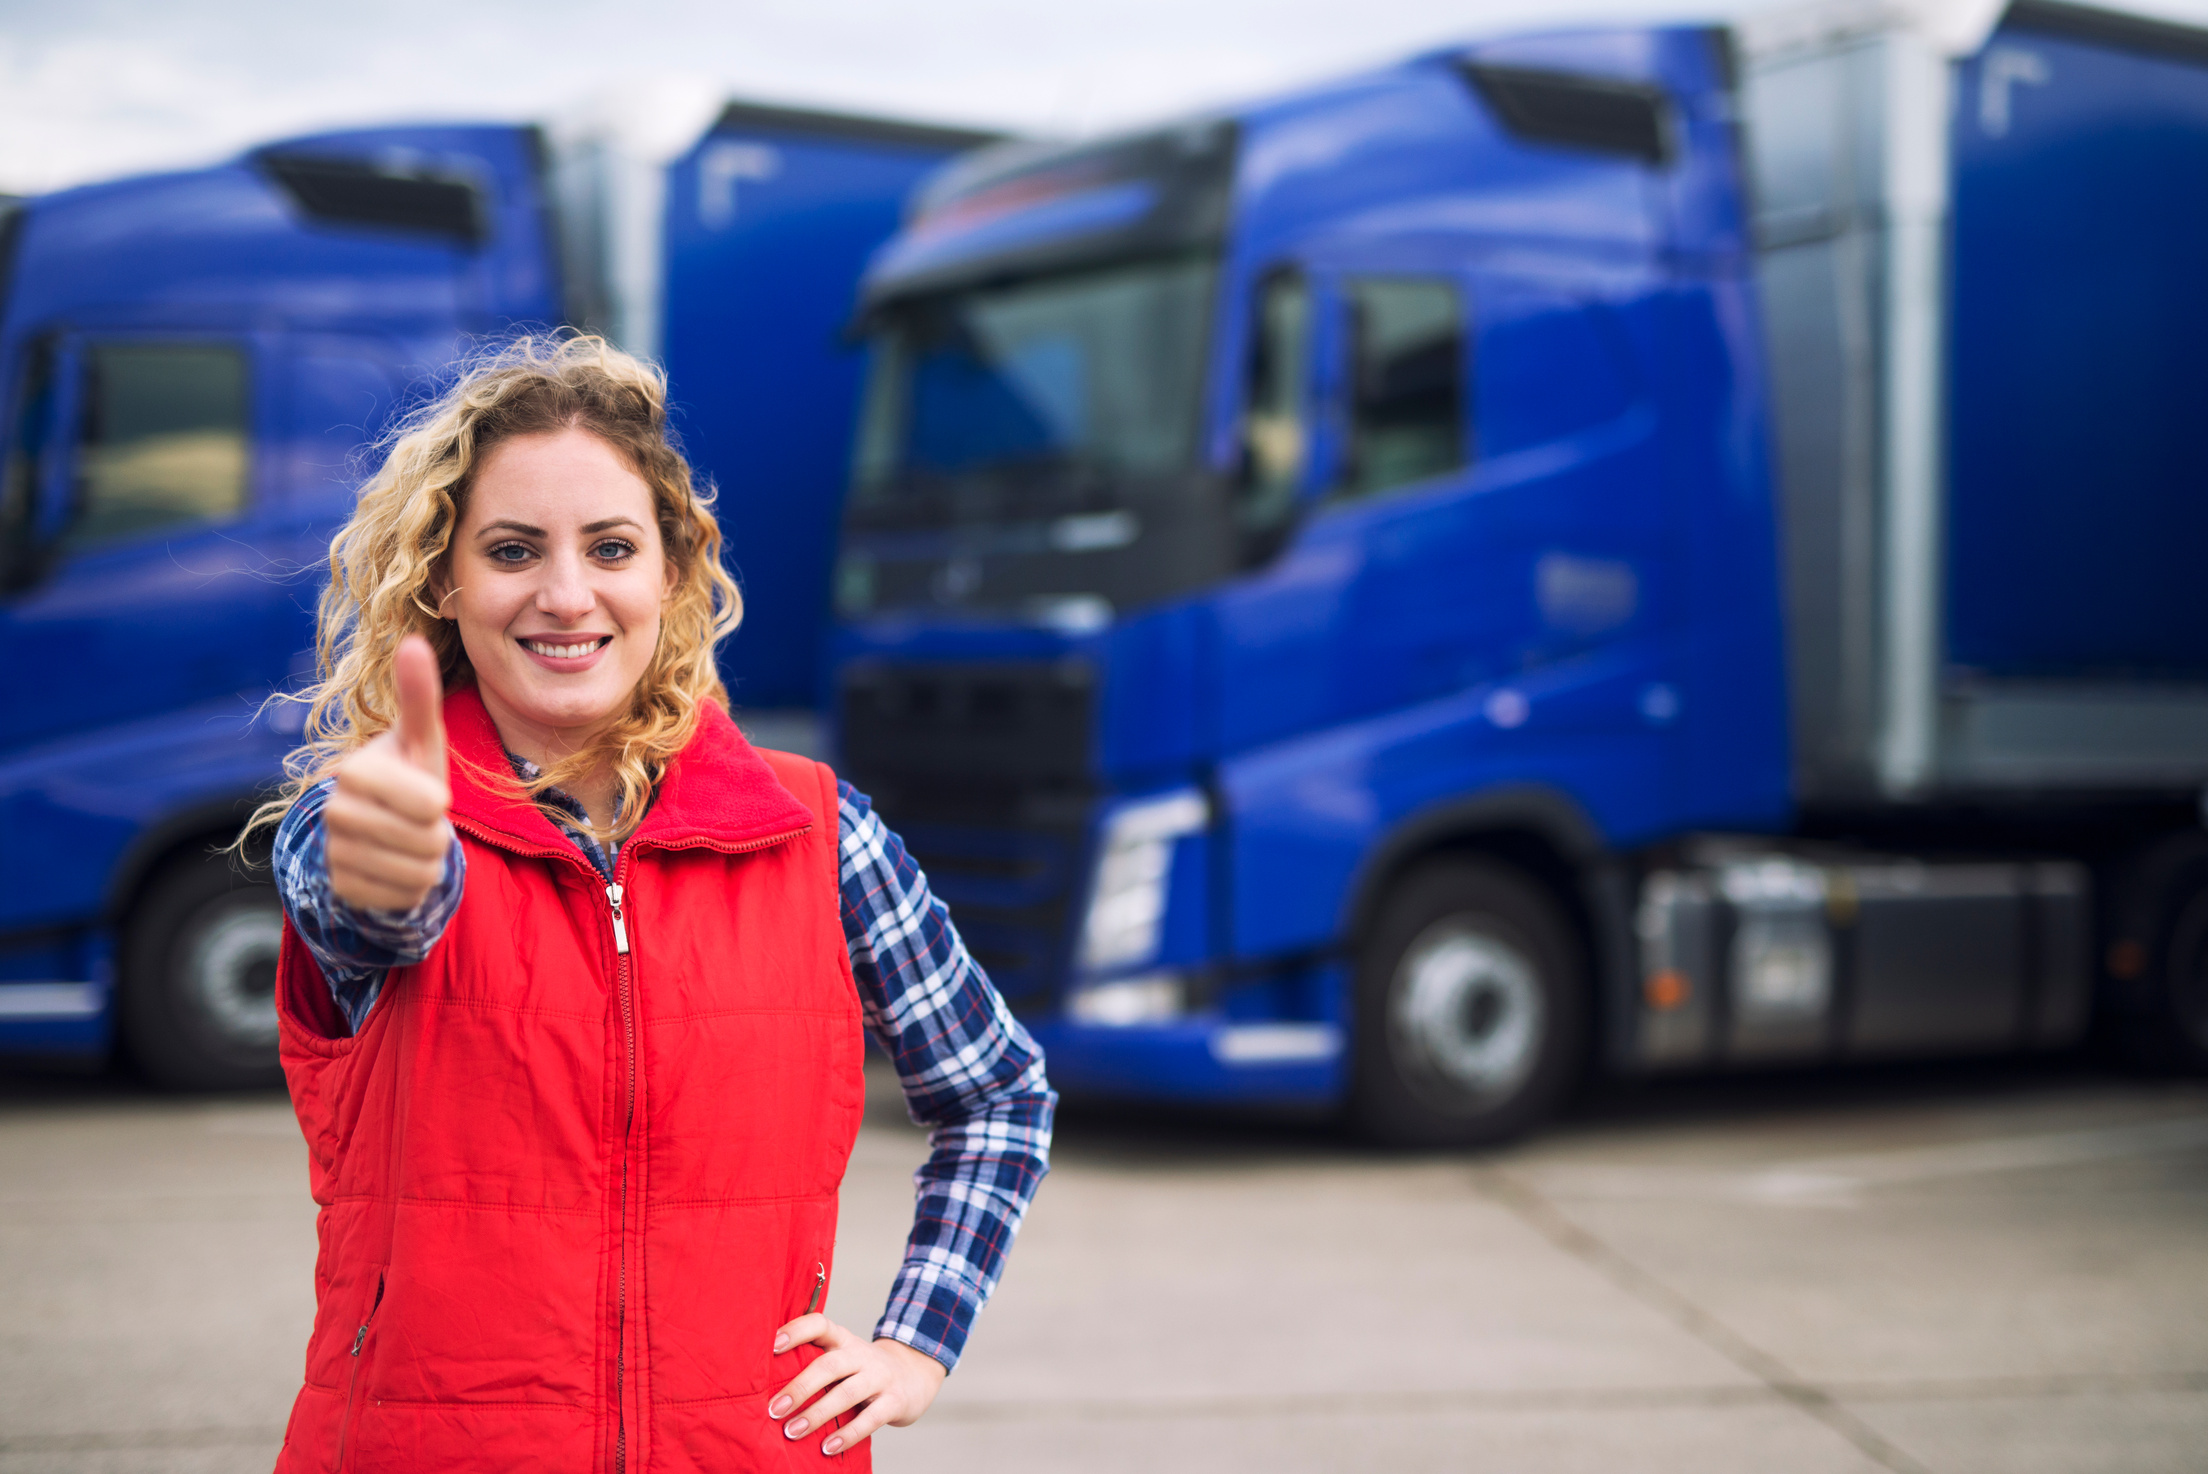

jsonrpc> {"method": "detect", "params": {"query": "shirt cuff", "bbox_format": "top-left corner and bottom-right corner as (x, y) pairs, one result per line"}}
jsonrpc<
(323, 824), (467, 963)
(874, 1234), (998, 1373)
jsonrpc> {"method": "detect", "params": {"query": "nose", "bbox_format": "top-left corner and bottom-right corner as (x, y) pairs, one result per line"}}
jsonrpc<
(534, 546), (597, 624)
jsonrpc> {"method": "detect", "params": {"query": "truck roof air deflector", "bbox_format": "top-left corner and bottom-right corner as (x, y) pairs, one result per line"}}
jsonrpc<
(259, 154), (487, 246)
(1457, 63), (1674, 166)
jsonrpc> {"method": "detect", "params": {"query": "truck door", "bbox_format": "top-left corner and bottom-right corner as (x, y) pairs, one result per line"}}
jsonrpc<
(1319, 269), (1487, 713)
(0, 330), (294, 752)
(1316, 266), (1667, 750)
(1214, 259), (1678, 963)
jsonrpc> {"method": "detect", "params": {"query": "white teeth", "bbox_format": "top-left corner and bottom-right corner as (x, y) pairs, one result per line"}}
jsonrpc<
(525, 639), (601, 659)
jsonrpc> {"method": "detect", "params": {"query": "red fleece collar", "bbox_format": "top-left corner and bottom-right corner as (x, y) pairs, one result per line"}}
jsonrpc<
(440, 684), (815, 857)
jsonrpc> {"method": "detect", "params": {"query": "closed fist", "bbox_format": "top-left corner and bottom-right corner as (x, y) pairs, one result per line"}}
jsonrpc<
(326, 634), (452, 912)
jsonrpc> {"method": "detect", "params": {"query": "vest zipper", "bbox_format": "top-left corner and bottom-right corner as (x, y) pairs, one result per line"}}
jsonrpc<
(335, 1271), (385, 1472)
(610, 867), (636, 1474)
(807, 1260), (826, 1316)
(607, 882), (630, 955)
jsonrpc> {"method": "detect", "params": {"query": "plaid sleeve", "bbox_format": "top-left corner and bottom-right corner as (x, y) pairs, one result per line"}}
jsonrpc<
(272, 777), (467, 1035)
(837, 780), (1055, 1373)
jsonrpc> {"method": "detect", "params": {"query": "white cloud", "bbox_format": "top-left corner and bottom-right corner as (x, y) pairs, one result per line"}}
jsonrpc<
(7, 0), (2208, 194)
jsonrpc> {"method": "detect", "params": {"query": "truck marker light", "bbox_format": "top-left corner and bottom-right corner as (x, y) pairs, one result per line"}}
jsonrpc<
(1644, 969), (1691, 1011)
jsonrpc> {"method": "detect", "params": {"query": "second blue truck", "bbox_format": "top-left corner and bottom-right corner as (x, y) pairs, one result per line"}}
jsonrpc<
(830, 0), (2208, 1141)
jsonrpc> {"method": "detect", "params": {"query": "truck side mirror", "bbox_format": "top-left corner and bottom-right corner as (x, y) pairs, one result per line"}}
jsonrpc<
(1235, 268), (1312, 567)
(0, 334), (65, 595)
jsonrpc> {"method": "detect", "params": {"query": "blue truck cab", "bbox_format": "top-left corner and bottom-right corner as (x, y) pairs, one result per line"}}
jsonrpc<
(0, 100), (996, 1087)
(832, 0), (2208, 1142)
(0, 125), (561, 1082)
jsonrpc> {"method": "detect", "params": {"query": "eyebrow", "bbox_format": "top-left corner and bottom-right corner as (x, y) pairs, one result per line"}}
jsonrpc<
(477, 517), (645, 538)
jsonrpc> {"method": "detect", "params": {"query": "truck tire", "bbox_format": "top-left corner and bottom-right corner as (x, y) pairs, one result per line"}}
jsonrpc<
(2128, 858), (2208, 1072)
(1349, 859), (1585, 1147)
(2163, 880), (2208, 1069)
(118, 851), (286, 1090)
(2108, 839), (2208, 1072)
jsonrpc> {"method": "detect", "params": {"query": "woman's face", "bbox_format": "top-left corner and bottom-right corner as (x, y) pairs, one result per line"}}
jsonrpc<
(441, 427), (673, 753)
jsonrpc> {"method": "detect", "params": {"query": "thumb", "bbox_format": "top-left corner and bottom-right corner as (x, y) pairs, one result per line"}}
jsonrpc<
(391, 633), (448, 779)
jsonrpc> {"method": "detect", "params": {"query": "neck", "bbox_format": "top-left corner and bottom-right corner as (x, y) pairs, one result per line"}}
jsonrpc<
(477, 685), (621, 832)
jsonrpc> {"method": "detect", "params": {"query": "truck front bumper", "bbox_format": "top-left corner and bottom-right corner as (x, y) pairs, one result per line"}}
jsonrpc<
(1027, 1016), (1345, 1105)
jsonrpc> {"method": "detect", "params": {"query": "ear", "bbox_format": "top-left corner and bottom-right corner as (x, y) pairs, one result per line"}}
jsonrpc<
(427, 563), (458, 619)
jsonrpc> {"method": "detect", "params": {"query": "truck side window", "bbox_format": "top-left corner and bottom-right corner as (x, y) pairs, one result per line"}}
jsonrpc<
(63, 344), (250, 553)
(1337, 277), (1466, 500)
(1239, 269), (1310, 537)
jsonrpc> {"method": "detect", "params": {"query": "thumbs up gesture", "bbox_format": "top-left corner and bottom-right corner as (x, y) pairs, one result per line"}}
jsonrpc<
(326, 634), (454, 912)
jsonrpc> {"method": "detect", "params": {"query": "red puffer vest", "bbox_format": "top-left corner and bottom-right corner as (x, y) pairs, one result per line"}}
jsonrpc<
(273, 685), (870, 1474)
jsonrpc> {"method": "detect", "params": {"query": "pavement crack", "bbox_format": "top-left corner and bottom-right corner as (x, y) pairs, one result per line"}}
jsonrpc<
(1827, 1368), (2208, 1403)
(1474, 1164), (1939, 1474)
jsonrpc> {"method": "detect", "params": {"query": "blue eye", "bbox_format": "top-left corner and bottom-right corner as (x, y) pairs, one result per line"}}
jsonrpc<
(488, 542), (533, 564)
(593, 540), (638, 561)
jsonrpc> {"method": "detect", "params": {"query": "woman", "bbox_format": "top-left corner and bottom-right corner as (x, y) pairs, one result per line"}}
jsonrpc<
(250, 336), (1052, 1471)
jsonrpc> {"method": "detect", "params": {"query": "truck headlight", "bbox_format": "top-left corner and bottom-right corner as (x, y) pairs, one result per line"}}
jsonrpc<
(1078, 789), (1208, 973)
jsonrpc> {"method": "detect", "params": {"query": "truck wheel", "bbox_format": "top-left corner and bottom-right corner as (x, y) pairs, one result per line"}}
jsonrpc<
(118, 851), (286, 1090)
(1349, 859), (1585, 1147)
(2164, 882), (2208, 1068)
(2109, 841), (2208, 1072)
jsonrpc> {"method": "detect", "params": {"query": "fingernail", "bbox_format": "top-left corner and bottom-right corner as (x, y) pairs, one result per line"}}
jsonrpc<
(773, 1333), (789, 1352)
(785, 1418), (809, 1439)
(769, 1396), (791, 1418)
(823, 1435), (844, 1455)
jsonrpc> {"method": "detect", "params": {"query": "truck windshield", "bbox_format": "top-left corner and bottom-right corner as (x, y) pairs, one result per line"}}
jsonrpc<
(854, 256), (1215, 505)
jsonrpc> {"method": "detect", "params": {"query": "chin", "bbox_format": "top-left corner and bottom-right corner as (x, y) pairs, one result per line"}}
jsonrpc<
(500, 677), (630, 730)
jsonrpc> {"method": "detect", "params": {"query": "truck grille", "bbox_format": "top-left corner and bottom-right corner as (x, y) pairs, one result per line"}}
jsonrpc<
(837, 661), (1096, 1007)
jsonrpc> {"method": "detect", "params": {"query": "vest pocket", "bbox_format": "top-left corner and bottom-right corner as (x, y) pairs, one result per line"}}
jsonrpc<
(334, 1270), (385, 1472)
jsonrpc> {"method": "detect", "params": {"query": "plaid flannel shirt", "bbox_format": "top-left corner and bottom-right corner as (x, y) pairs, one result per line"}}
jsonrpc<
(271, 763), (1053, 1371)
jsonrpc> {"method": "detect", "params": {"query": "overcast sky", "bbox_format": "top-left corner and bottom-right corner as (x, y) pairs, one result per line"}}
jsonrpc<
(6, 0), (2208, 195)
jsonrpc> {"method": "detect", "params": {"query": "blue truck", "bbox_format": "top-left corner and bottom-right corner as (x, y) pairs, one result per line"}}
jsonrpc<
(0, 106), (986, 1085)
(830, 0), (2208, 1142)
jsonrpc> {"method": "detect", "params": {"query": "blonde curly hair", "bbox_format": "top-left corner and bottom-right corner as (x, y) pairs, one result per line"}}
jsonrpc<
(241, 334), (742, 851)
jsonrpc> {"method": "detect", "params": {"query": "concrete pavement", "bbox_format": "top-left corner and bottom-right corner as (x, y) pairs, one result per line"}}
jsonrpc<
(2, 1057), (2204, 1472)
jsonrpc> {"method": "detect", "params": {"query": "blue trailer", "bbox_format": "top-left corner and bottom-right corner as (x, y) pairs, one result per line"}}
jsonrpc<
(661, 104), (1000, 723)
(0, 103), (986, 1085)
(830, 0), (2208, 1142)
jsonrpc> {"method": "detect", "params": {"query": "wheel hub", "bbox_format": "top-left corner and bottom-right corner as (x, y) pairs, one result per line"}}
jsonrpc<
(186, 903), (284, 1048)
(1390, 921), (1543, 1103)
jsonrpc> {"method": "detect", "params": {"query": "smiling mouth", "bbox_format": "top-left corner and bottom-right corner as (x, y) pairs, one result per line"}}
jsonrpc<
(521, 636), (613, 659)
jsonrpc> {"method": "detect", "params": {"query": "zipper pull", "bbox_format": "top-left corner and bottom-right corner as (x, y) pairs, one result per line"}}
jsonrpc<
(351, 1323), (369, 1356)
(806, 1261), (825, 1315)
(606, 882), (630, 955)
